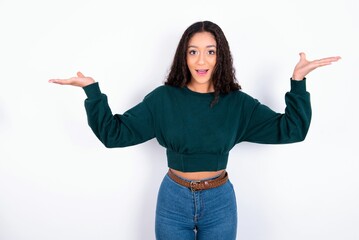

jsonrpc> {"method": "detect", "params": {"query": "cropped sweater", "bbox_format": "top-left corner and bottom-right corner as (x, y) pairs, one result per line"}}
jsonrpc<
(83, 79), (311, 172)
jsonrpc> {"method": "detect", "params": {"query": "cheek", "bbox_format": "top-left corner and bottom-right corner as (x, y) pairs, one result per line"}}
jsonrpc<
(212, 56), (217, 64)
(209, 57), (217, 67)
(186, 58), (195, 68)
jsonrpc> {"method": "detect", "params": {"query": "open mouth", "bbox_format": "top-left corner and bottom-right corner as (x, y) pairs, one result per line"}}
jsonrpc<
(196, 69), (209, 75)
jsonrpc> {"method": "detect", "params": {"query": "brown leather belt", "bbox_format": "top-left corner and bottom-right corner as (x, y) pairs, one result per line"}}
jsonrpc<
(167, 170), (228, 191)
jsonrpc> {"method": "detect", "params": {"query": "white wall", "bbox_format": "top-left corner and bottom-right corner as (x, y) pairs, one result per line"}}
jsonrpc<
(0, 0), (358, 239)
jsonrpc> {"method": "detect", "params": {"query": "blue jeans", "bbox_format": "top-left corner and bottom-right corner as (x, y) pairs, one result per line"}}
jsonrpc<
(155, 172), (237, 240)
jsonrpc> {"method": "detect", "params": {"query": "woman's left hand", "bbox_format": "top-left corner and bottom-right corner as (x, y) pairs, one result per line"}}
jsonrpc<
(292, 52), (341, 80)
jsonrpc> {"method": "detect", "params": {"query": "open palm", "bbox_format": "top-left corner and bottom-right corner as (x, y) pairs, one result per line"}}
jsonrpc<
(49, 72), (95, 87)
(292, 52), (341, 80)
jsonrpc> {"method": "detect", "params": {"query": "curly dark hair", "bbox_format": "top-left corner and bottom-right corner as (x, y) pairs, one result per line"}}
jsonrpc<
(165, 20), (241, 107)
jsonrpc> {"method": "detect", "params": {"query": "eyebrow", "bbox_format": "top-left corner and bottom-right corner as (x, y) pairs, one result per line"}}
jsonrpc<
(188, 44), (217, 48)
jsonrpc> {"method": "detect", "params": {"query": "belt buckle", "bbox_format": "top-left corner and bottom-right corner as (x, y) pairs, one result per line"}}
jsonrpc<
(190, 180), (201, 192)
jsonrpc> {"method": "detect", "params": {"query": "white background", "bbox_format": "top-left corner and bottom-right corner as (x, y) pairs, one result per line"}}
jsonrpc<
(0, 0), (358, 239)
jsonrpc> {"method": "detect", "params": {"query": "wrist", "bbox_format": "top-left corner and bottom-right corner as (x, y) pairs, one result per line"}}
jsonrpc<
(291, 75), (304, 81)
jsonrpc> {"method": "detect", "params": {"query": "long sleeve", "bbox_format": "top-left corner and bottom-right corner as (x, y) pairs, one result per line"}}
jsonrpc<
(241, 79), (312, 144)
(83, 82), (155, 148)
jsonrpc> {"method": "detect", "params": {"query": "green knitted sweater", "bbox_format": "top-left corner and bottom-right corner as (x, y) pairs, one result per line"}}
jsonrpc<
(83, 79), (311, 172)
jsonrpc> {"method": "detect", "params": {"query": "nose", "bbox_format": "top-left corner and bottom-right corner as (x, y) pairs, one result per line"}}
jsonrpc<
(197, 52), (205, 65)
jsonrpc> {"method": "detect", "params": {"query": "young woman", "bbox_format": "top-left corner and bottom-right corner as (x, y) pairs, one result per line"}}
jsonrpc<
(49, 21), (340, 240)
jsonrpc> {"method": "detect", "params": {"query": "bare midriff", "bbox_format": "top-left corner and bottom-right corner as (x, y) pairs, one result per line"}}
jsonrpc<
(169, 168), (225, 181)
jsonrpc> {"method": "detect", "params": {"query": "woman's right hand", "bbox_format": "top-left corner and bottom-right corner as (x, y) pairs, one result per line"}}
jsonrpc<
(48, 72), (95, 87)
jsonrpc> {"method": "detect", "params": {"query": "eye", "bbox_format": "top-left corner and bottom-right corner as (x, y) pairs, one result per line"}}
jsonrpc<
(188, 50), (197, 55)
(208, 50), (216, 55)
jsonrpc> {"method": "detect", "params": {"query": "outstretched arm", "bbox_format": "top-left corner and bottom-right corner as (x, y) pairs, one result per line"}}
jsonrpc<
(241, 52), (341, 144)
(292, 52), (341, 80)
(48, 71), (155, 148)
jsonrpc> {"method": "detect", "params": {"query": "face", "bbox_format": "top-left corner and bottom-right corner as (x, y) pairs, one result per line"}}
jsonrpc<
(186, 31), (217, 92)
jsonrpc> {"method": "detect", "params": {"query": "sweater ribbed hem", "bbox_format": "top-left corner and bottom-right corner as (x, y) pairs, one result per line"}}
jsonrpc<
(166, 150), (228, 172)
(83, 82), (101, 99)
(290, 78), (307, 94)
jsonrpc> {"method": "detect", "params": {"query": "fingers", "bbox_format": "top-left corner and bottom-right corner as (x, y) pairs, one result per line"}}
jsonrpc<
(77, 72), (85, 78)
(49, 79), (66, 85)
(313, 56), (341, 67)
(299, 52), (341, 64)
(48, 78), (71, 85)
(299, 52), (306, 61)
(318, 56), (341, 63)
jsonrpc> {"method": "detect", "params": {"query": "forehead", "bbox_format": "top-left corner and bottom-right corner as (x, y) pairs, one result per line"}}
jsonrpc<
(188, 32), (216, 47)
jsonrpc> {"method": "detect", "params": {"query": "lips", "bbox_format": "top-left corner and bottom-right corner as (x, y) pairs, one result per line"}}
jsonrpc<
(196, 69), (209, 75)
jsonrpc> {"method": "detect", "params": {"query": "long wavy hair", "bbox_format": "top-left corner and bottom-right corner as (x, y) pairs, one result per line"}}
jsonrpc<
(165, 21), (241, 106)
